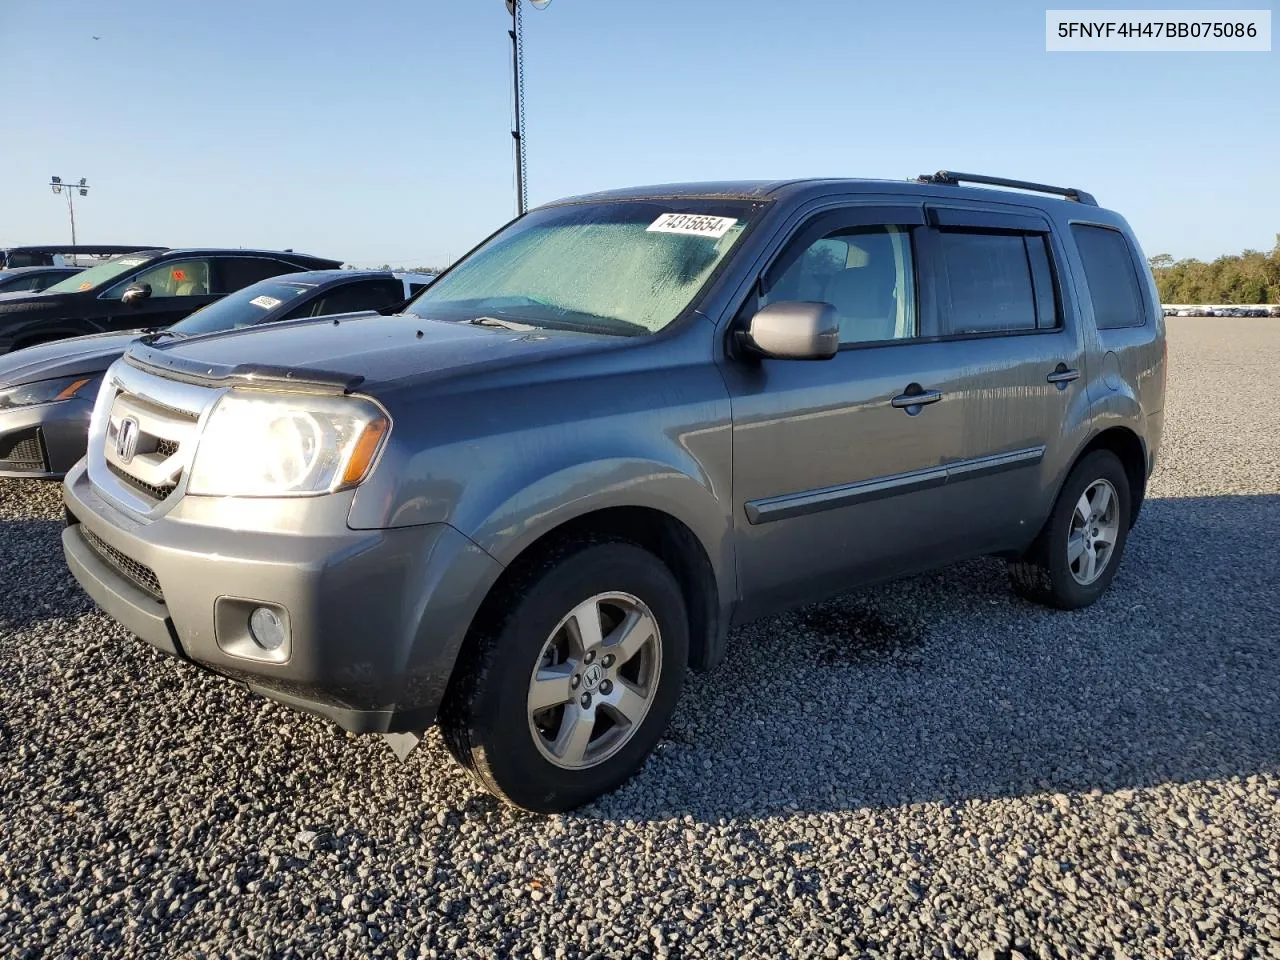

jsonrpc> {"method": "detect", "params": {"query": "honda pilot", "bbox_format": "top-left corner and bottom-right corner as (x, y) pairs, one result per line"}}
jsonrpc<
(61, 172), (1166, 812)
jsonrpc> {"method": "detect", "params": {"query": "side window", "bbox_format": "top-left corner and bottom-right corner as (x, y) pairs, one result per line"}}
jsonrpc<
(312, 279), (407, 316)
(936, 231), (1055, 334)
(216, 257), (302, 294)
(283, 280), (406, 320)
(1071, 224), (1147, 329)
(4, 274), (45, 292)
(104, 259), (212, 299)
(763, 225), (918, 344)
(34, 273), (68, 291)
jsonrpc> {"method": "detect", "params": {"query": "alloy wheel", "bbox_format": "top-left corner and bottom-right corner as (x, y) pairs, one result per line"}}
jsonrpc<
(526, 592), (663, 770)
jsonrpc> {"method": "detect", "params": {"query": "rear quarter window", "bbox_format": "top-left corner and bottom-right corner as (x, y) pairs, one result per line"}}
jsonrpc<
(1071, 224), (1148, 330)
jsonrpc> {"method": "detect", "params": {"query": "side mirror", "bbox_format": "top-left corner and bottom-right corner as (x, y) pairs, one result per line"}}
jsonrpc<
(121, 282), (152, 306)
(741, 300), (839, 361)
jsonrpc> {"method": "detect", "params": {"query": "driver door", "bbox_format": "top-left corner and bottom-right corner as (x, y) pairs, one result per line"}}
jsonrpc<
(721, 204), (978, 618)
(101, 258), (219, 330)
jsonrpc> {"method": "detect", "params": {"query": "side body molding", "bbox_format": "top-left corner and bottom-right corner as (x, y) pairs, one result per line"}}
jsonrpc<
(745, 446), (1046, 524)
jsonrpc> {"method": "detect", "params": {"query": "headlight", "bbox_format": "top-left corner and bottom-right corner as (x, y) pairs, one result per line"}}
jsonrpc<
(0, 375), (98, 410)
(187, 391), (389, 497)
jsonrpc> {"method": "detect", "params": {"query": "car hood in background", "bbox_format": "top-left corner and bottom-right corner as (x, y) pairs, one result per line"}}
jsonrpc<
(0, 330), (142, 387)
(0, 291), (90, 316)
(124, 312), (622, 393)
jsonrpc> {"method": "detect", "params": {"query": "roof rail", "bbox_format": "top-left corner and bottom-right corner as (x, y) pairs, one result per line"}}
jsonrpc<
(916, 170), (1097, 206)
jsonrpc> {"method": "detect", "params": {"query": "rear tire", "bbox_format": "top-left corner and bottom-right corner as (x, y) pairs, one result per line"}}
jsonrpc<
(440, 541), (688, 812)
(1008, 450), (1132, 610)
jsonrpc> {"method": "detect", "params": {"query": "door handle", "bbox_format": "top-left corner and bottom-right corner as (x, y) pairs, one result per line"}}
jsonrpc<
(890, 387), (943, 411)
(1046, 364), (1080, 385)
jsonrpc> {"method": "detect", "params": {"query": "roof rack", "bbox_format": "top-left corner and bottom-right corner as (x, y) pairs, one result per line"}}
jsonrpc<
(916, 170), (1097, 206)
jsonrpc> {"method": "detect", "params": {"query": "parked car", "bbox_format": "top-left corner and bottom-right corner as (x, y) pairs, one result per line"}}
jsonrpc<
(0, 244), (157, 270)
(1175, 308), (1195, 317)
(0, 266), (83, 295)
(0, 270), (430, 478)
(62, 172), (1166, 812)
(0, 248), (342, 354)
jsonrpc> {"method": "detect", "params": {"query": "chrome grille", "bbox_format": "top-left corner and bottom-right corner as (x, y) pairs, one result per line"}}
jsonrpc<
(81, 527), (164, 601)
(103, 390), (199, 505)
(108, 462), (177, 500)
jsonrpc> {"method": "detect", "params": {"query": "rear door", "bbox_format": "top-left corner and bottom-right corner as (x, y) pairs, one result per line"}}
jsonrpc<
(215, 256), (309, 294)
(922, 204), (1088, 547)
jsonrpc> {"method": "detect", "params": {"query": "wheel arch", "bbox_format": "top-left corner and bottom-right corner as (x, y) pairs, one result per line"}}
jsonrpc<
(1069, 425), (1149, 527)
(468, 504), (726, 674)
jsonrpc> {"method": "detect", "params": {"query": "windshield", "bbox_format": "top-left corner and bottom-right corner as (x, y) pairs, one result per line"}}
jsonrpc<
(170, 279), (314, 335)
(404, 199), (762, 335)
(43, 252), (162, 294)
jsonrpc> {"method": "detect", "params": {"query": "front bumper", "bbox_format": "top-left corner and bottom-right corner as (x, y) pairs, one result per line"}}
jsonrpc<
(62, 462), (504, 733)
(0, 397), (93, 478)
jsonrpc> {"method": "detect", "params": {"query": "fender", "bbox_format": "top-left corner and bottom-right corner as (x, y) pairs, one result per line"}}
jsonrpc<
(462, 455), (735, 601)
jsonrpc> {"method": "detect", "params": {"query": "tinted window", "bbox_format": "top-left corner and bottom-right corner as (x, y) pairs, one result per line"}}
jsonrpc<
(104, 258), (212, 299)
(1071, 224), (1147, 329)
(937, 232), (1039, 334)
(765, 225), (917, 344)
(0, 274), (44, 292)
(33, 272), (72, 291)
(217, 257), (302, 293)
(309, 280), (407, 317)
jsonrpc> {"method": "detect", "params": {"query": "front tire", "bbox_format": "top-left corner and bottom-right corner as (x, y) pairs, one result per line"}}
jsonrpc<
(1008, 450), (1132, 610)
(440, 541), (688, 812)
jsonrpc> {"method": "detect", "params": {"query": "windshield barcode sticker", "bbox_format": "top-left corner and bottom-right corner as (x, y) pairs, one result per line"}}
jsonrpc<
(249, 295), (282, 309)
(646, 213), (738, 239)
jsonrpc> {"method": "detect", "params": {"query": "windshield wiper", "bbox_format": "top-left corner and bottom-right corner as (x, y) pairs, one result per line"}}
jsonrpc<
(138, 328), (185, 342)
(467, 315), (535, 332)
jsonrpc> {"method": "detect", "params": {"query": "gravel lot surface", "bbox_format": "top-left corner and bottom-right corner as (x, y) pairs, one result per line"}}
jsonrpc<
(2, 317), (1278, 959)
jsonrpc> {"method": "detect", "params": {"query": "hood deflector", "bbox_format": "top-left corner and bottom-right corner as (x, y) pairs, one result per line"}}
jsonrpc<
(125, 343), (364, 394)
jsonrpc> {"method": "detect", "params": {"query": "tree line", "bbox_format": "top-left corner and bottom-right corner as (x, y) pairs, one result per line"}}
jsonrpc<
(1148, 234), (1280, 304)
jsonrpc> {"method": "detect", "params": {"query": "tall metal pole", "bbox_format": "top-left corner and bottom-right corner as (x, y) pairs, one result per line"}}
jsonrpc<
(66, 190), (77, 247)
(49, 176), (89, 247)
(509, 0), (526, 216)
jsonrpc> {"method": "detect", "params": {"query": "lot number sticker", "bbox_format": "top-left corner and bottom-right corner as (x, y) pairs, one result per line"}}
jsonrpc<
(647, 213), (738, 239)
(250, 295), (282, 309)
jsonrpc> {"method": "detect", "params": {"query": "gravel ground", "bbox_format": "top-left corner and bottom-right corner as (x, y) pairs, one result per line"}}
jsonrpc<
(1, 317), (1278, 960)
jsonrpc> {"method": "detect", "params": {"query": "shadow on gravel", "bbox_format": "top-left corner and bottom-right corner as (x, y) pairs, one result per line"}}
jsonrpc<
(0, 518), (92, 630)
(594, 493), (1280, 822)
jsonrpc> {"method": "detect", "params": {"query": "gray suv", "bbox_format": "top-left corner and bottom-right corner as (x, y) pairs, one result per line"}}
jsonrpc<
(61, 172), (1166, 812)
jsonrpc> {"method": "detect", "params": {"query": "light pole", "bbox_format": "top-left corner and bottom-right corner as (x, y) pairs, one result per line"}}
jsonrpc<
(505, 0), (550, 216)
(50, 176), (89, 247)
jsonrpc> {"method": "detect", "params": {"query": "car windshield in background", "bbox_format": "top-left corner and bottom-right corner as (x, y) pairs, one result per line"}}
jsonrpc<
(169, 280), (315, 336)
(43, 252), (162, 294)
(404, 199), (763, 336)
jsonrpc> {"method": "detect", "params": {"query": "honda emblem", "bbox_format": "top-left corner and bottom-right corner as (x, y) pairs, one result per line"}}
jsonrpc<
(115, 416), (139, 464)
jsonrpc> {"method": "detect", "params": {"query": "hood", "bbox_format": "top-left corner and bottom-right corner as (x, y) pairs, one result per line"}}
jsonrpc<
(125, 313), (621, 393)
(0, 290), (88, 315)
(0, 330), (142, 387)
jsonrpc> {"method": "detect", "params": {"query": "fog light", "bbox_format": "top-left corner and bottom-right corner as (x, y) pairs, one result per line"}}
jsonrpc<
(249, 606), (287, 651)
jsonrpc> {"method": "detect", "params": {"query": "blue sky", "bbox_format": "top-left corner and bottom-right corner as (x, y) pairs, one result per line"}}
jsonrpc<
(1, 0), (1276, 266)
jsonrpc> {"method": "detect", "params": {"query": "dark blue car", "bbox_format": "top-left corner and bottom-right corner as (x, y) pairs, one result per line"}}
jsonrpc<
(0, 269), (434, 478)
